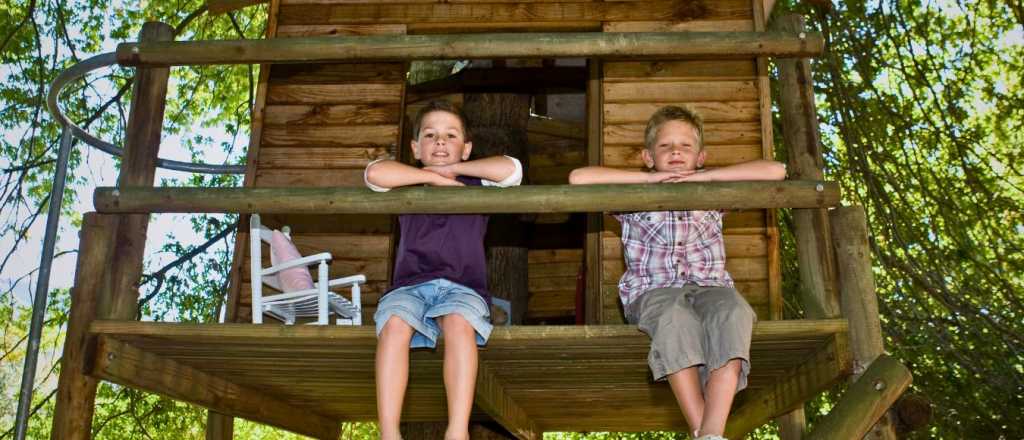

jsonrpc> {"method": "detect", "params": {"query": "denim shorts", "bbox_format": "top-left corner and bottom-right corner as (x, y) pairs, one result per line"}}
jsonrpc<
(374, 278), (492, 349)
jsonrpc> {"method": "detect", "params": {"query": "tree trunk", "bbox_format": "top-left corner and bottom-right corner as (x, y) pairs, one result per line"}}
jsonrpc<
(463, 93), (532, 325)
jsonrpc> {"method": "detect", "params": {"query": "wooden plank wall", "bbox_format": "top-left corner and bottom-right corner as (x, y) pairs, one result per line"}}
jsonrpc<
(232, 0), (780, 325)
(232, 4), (408, 323)
(596, 2), (780, 323)
(526, 116), (586, 322)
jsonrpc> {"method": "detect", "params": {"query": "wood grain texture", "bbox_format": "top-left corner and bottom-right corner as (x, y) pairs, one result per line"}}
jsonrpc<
(261, 124), (399, 148)
(104, 22), (174, 321)
(604, 101), (760, 124)
(88, 319), (850, 431)
(116, 32), (824, 66)
(603, 81), (759, 103)
(268, 63), (407, 84)
(277, 0), (751, 24)
(603, 19), (754, 32)
(263, 104), (401, 126)
(94, 181), (841, 214)
(92, 336), (340, 439)
(266, 83), (404, 104)
(604, 60), (757, 82)
(51, 214), (116, 440)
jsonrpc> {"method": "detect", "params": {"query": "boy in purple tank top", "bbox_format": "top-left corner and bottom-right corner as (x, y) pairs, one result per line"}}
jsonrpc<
(364, 100), (522, 440)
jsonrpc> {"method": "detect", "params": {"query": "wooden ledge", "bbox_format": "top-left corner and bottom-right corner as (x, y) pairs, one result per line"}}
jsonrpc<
(94, 181), (840, 214)
(88, 320), (850, 433)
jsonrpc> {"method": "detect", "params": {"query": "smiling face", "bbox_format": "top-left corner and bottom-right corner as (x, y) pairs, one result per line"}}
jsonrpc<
(411, 110), (472, 167)
(642, 119), (706, 173)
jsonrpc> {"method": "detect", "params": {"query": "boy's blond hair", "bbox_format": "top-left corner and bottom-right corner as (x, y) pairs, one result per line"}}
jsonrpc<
(412, 100), (471, 141)
(643, 105), (704, 150)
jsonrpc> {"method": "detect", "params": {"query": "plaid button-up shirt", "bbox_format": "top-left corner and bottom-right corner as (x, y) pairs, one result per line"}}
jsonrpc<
(613, 210), (734, 307)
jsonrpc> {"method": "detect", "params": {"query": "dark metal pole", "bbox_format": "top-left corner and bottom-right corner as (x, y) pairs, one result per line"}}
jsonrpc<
(14, 127), (74, 440)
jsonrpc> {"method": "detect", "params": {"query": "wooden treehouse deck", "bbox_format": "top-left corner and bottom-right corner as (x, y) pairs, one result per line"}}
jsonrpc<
(46, 0), (915, 438)
(88, 319), (851, 437)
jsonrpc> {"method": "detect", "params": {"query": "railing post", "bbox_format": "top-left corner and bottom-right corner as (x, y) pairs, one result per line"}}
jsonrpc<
(584, 58), (603, 324)
(772, 13), (839, 439)
(51, 213), (117, 439)
(99, 21), (174, 320)
(831, 206), (900, 439)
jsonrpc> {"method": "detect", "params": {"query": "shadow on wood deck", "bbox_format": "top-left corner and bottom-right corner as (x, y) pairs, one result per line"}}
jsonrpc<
(88, 319), (851, 438)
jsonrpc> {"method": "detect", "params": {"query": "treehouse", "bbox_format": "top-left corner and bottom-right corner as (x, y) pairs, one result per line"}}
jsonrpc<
(43, 0), (912, 439)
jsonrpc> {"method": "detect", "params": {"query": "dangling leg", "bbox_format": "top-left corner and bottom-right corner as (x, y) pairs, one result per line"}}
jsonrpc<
(668, 366), (706, 435)
(633, 287), (709, 436)
(377, 316), (415, 440)
(692, 286), (756, 436)
(437, 314), (478, 440)
(698, 358), (743, 436)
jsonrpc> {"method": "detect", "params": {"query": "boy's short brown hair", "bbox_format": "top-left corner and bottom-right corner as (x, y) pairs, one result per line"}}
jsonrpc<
(412, 100), (471, 141)
(643, 105), (704, 150)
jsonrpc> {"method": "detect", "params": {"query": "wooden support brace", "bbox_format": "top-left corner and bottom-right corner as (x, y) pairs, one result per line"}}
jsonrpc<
(805, 355), (912, 440)
(474, 363), (540, 440)
(51, 214), (117, 440)
(91, 335), (341, 440)
(725, 333), (853, 438)
(94, 181), (841, 215)
(116, 31), (825, 67)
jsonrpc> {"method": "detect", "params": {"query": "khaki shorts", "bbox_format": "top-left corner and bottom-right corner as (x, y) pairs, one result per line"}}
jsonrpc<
(627, 285), (756, 392)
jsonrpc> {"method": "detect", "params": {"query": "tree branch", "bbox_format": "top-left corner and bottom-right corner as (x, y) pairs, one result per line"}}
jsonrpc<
(137, 221), (236, 312)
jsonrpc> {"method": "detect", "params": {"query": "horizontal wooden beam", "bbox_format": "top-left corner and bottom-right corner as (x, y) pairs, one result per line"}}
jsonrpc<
(805, 354), (912, 440)
(116, 31), (824, 67)
(91, 318), (848, 342)
(407, 67), (588, 101)
(475, 363), (540, 440)
(91, 335), (340, 439)
(94, 181), (840, 214)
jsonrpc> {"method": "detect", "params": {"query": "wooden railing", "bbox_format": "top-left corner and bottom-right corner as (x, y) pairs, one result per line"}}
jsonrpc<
(115, 31), (824, 66)
(93, 181), (840, 214)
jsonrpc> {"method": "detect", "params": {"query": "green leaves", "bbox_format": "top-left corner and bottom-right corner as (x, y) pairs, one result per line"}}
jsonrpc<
(778, 0), (1024, 436)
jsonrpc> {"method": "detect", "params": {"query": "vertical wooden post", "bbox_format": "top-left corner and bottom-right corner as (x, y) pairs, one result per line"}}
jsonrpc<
(51, 214), (117, 440)
(774, 13), (842, 320)
(584, 59), (603, 324)
(767, 12), (824, 440)
(99, 21), (174, 321)
(831, 206), (899, 439)
(205, 411), (234, 440)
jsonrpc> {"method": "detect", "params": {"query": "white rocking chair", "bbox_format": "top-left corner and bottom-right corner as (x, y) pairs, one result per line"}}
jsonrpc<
(250, 214), (364, 325)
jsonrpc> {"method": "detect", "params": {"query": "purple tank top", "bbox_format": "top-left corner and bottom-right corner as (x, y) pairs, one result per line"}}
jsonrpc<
(387, 176), (491, 303)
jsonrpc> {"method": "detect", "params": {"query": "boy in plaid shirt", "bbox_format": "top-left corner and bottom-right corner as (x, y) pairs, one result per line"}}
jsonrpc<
(569, 106), (785, 439)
